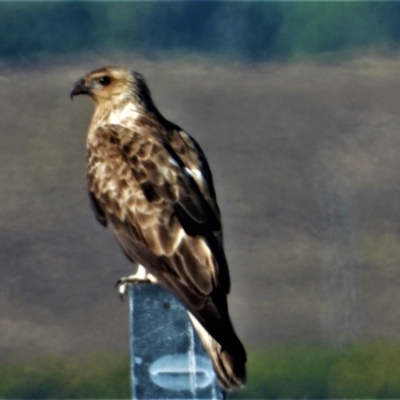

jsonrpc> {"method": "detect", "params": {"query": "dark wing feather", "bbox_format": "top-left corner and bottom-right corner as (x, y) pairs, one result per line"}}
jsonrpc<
(187, 135), (218, 201)
(88, 190), (107, 227)
(162, 141), (220, 232)
(165, 127), (230, 294)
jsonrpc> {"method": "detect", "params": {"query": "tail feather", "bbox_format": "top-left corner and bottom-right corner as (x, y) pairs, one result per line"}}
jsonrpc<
(188, 312), (246, 390)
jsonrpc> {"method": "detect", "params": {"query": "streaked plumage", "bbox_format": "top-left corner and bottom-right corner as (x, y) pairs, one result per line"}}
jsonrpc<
(71, 66), (246, 389)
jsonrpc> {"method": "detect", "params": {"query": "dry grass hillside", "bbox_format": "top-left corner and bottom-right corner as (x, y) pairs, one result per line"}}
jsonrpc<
(1, 53), (400, 361)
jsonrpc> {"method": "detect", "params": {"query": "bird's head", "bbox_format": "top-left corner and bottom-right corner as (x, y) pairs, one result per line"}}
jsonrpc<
(70, 66), (153, 108)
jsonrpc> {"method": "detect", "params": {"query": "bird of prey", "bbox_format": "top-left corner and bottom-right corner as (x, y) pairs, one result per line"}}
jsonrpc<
(70, 66), (246, 390)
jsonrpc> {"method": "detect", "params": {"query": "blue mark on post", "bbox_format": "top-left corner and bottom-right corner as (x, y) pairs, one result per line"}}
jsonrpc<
(149, 354), (214, 390)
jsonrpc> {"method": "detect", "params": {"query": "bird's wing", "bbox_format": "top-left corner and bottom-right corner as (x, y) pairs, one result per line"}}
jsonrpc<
(87, 121), (246, 387)
(88, 119), (230, 292)
(87, 121), (227, 295)
(164, 124), (231, 293)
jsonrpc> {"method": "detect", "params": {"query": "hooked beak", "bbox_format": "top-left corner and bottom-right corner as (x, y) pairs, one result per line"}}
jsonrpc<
(70, 78), (90, 100)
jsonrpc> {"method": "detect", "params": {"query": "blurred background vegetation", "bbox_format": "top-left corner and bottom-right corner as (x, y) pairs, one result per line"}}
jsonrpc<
(3, 343), (400, 398)
(2, 2), (400, 61)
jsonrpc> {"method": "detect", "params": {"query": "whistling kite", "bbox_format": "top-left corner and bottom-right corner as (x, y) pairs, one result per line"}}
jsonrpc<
(71, 67), (246, 389)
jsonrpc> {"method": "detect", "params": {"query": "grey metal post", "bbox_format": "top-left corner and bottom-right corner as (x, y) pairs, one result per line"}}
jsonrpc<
(129, 284), (225, 400)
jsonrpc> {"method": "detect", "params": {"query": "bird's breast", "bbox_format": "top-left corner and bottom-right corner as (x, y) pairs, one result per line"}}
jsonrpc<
(108, 103), (141, 127)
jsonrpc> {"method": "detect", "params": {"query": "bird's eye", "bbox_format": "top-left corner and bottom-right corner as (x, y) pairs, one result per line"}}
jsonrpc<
(98, 76), (111, 86)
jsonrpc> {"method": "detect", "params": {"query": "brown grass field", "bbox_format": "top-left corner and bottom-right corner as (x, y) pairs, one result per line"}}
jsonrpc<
(1, 52), (400, 362)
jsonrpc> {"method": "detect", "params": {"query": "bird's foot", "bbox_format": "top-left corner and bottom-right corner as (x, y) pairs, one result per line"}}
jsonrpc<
(116, 265), (157, 300)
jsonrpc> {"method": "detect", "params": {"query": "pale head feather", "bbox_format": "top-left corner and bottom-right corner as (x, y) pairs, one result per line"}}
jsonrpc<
(81, 66), (154, 110)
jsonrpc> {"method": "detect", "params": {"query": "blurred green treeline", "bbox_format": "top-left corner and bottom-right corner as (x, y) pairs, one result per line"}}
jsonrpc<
(3, 342), (400, 398)
(2, 2), (400, 61)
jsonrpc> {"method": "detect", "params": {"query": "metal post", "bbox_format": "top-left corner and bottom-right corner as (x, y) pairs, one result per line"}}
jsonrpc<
(129, 284), (225, 400)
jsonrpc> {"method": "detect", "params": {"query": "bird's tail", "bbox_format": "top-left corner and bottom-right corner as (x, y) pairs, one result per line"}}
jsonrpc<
(188, 312), (246, 390)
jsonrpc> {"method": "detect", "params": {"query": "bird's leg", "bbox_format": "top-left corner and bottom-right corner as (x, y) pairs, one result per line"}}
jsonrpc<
(116, 264), (157, 299)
